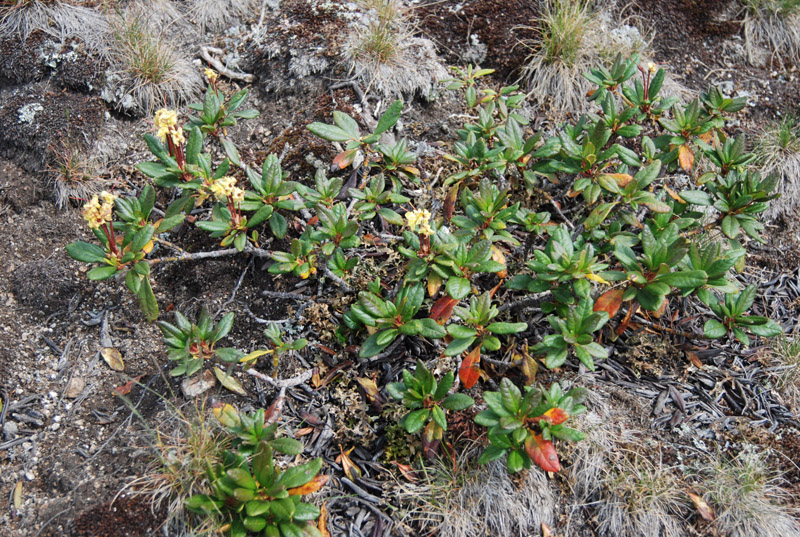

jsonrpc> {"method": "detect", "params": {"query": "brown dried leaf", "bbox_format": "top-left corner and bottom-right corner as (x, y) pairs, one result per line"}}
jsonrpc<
(390, 461), (419, 482)
(542, 522), (553, 537)
(318, 502), (330, 537)
(13, 481), (22, 510)
(688, 491), (715, 521)
(100, 347), (124, 371)
(686, 351), (704, 368)
(335, 445), (362, 480)
(288, 474), (330, 496)
(113, 375), (144, 396)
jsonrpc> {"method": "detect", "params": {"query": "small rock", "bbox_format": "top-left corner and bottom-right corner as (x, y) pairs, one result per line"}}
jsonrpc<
(181, 370), (216, 398)
(3, 421), (18, 438)
(65, 377), (85, 399)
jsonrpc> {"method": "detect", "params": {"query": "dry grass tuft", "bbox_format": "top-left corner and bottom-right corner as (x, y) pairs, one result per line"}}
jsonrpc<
(187, 0), (259, 32)
(126, 399), (227, 537)
(596, 453), (690, 537)
(397, 442), (556, 537)
(756, 114), (800, 220)
(106, 3), (202, 113)
(344, 0), (447, 98)
(742, 0), (800, 66)
(47, 139), (104, 209)
(0, 0), (109, 50)
(700, 449), (800, 537)
(518, 0), (686, 120)
(769, 334), (800, 411)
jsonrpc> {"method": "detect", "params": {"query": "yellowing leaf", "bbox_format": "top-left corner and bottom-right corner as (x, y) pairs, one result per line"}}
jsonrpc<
(585, 272), (609, 284)
(356, 377), (380, 403)
(142, 240), (154, 254)
(239, 349), (272, 366)
(100, 347), (124, 371)
(13, 481), (22, 510)
(678, 144), (694, 172)
(288, 474), (330, 496)
(318, 502), (330, 537)
(594, 288), (624, 319)
(427, 272), (442, 297)
(212, 403), (240, 428)
(491, 245), (507, 279)
(213, 367), (247, 395)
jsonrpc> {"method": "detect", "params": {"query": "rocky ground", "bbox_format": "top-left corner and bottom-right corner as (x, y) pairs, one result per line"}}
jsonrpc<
(1, 1), (799, 536)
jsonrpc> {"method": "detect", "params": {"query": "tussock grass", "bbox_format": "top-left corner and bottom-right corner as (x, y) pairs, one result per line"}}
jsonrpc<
(47, 139), (104, 209)
(107, 3), (202, 113)
(742, 0), (800, 65)
(756, 114), (800, 220)
(769, 334), (800, 411)
(0, 0), (109, 50)
(518, 0), (686, 119)
(397, 442), (556, 537)
(126, 399), (228, 537)
(344, 0), (447, 98)
(597, 453), (690, 537)
(700, 450), (800, 537)
(188, 0), (258, 32)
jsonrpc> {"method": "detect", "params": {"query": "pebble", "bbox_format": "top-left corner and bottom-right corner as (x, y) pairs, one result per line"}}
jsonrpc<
(3, 421), (19, 438)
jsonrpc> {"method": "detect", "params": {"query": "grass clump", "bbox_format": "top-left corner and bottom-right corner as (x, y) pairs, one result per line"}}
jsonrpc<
(344, 0), (447, 98)
(756, 114), (800, 220)
(0, 0), (108, 50)
(519, 0), (656, 119)
(742, 0), (800, 65)
(47, 140), (103, 209)
(397, 444), (556, 537)
(769, 335), (800, 410)
(108, 5), (202, 113)
(700, 450), (800, 537)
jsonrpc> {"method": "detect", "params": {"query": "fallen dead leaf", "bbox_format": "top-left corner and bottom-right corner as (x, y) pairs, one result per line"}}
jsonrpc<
(335, 445), (362, 480)
(100, 347), (124, 371)
(13, 481), (22, 510)
(113, 375), (143, 396)
(542, 521), (553, 537)
(213, 367), (247, 396)
(688, 491), (715, 521)
(390, 461), (419, 482)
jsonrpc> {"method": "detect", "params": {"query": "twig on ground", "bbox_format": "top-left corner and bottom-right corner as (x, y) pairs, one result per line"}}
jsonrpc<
(498, 292), (550, 314)
(341, 477), (383, 504)
(323, 266), (354, 293)
(245, 367), (313, 388)
(148, 246), (271, 265)
(200, 46), (255, 82)
(216, 258), (251, 316)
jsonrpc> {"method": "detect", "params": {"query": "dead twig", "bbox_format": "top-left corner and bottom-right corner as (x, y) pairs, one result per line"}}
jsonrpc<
(245, 368), (314, 388)
(200, 46), (255, 83)
(148, 246), (271, 265)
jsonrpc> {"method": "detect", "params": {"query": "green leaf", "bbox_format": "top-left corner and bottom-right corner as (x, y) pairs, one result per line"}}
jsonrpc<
(507, 450), (524, 473)
(374, 99), (403, 135)
(478, 444), (507, 464)
(444, 337), (475, 356)
(446, 277), (471, 300)
(403, 408), (429, 434)
(307, 122), (352, 142)
(584, 202), (617, 229)
(280, 458), (323, 489)
(748, 319), (783, 338)
(703, 318), (727, 339)
(486, 322), (528, 335)
(721, 215), (740, 239)
(87, 265), (118, 280)
(443, 393), (474, 411)
(432, 404), (447, 430)
(212, 312), (235, 342)
(359, 332), (390, 358)
(137, 277), (159, 321)
(657, 270), (707, 290)
(66, 241), (108, 263)
(221, 138), (242, 167)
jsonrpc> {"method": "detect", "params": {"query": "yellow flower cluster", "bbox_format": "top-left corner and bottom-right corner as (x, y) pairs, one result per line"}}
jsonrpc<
(209, 176), (244, 203)
(154, 108), (185, 146)
(204, 68), (219, 84)
(405, 209), (433, 236)
(82, 191), (116, 229)
(647, 62), (657, 74)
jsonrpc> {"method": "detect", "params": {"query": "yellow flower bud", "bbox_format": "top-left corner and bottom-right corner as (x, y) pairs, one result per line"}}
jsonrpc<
(204, 68), (219, 84)
(405, 209), (433, 236)
(647, 62), (657, 74)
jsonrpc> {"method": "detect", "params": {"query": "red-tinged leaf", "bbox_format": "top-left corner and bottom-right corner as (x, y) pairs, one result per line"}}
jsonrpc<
(288, 474), (330, 496)
(362, 234), (385, 246)
(678, 144), (694, 172)
(459, 346), (481, 389)
(686, 351), (704, 368)
(542, 522), (553, 537)
(567, 189), (581, 198)
(317, 345), (337, 356)
(390, 461), (419, 482)
(429, 296), (459, 324)
(542, 407), (569, 425)
(264, 392), (285, 425)
(488, 280), (503, 299)
(651, 296), (668, 318)
(594, 288), (624, 319)
(333, 149), (358, 169)
(300, 411), (324, 427)
(318, 502), (330, 537)
(443, 185), (459, 221)
(525, 434), (561, 473)
(113, 375), (143, 396)
(687, 491), (715, 521)
(307, 215), (319, 226)
(615, 303), (638, 336)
